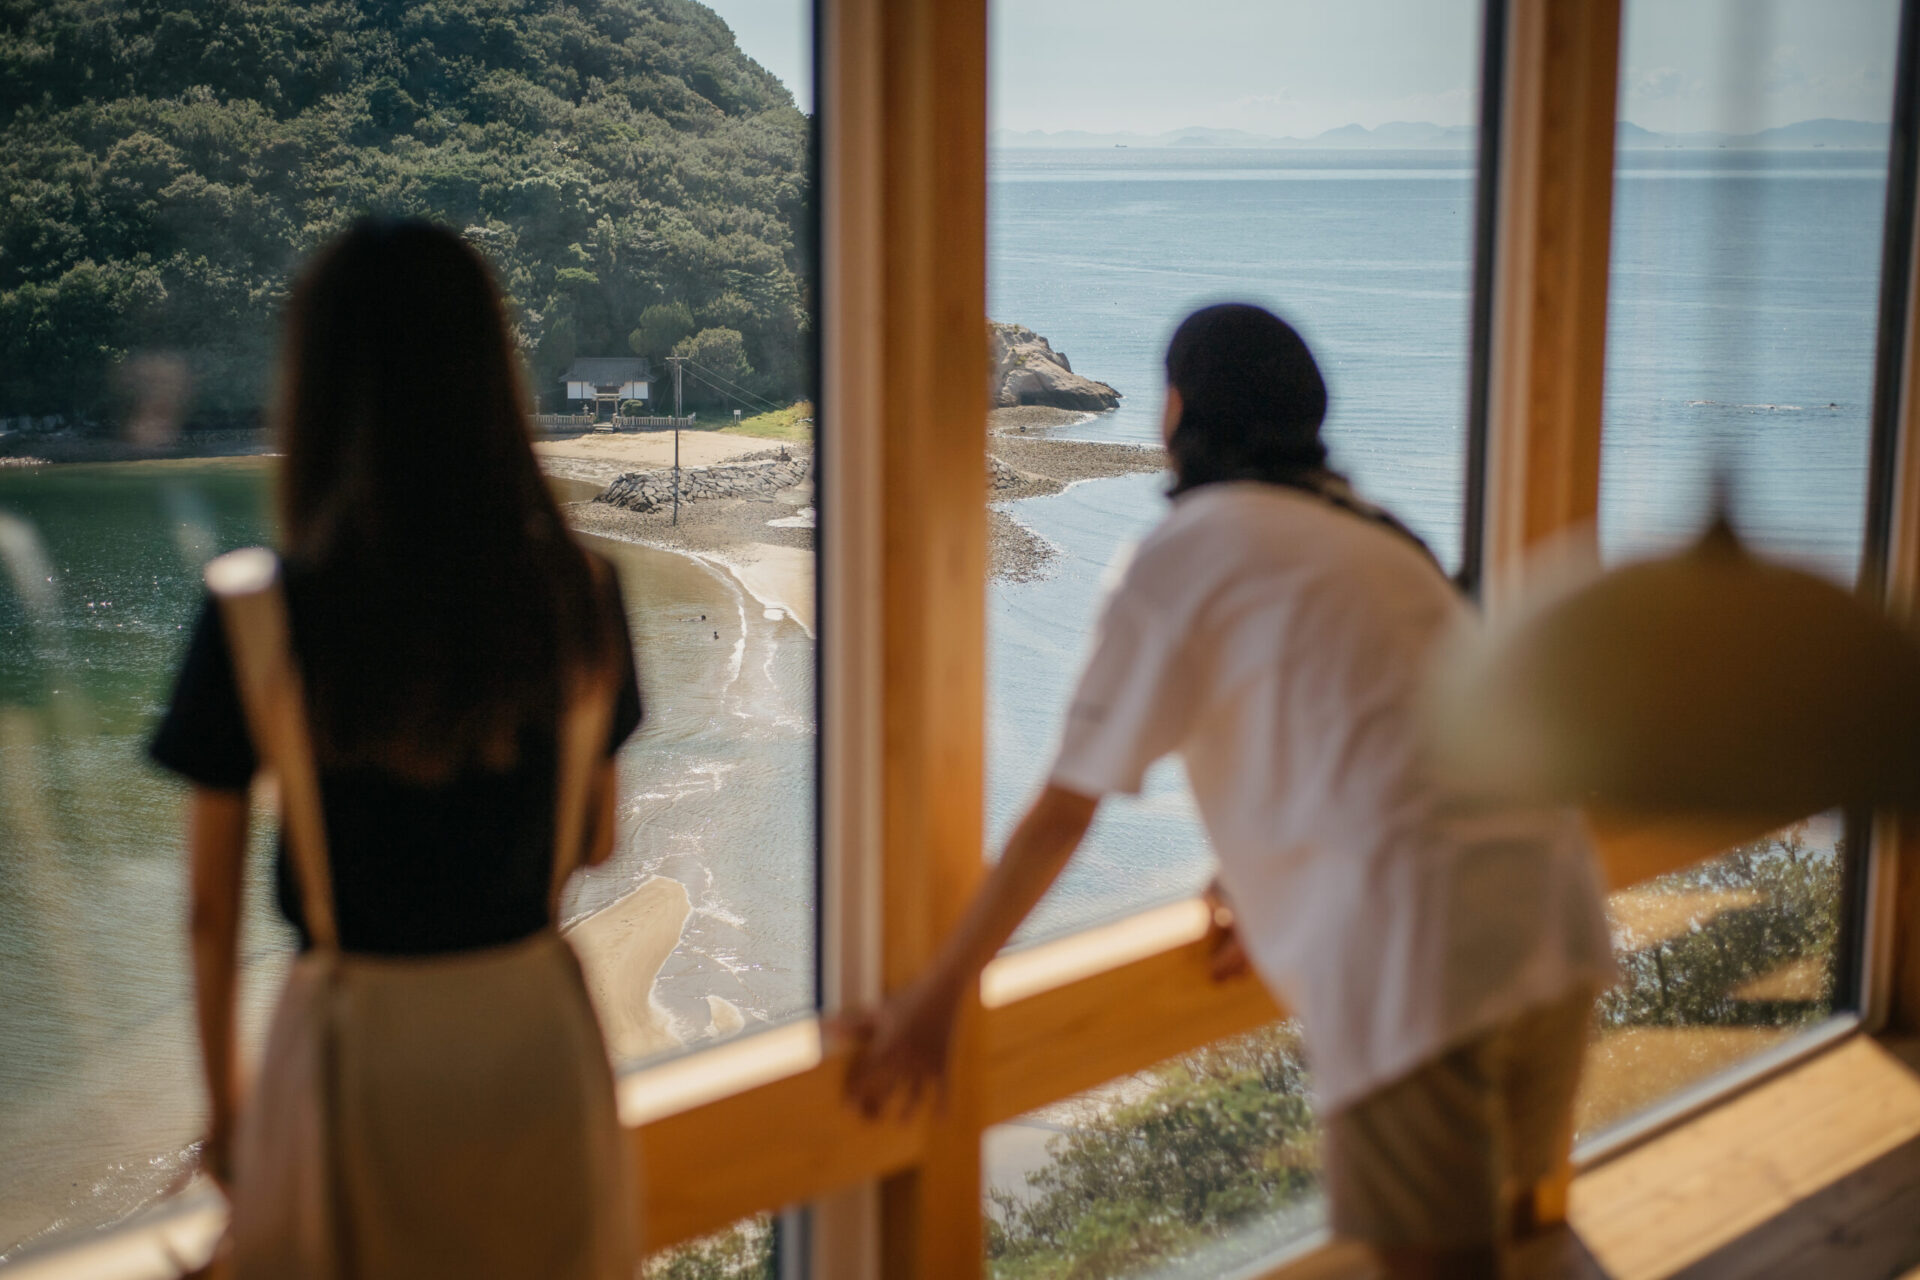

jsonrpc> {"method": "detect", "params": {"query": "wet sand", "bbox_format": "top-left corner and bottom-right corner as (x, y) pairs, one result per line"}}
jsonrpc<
(565, 876), (695, 1064)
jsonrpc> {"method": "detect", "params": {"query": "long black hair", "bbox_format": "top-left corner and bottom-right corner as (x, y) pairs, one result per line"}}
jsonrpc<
(1163, 302), (1447, 576)
(275, 217), (621, 779)
(1164, 303), (1328, 495)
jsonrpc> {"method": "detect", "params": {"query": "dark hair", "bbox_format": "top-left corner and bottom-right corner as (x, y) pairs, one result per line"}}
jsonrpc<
(275, 217), (618, 779)
(1164, 303), (1329, 496)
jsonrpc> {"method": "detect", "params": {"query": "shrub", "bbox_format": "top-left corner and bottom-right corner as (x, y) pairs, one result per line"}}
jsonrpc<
(989, 1024), (1318, 1279)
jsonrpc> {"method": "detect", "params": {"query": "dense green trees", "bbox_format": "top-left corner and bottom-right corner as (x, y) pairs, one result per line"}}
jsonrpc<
(0, 0), (812, 425)
(671, 324), (752, 411)
(629, 297), (695, 361)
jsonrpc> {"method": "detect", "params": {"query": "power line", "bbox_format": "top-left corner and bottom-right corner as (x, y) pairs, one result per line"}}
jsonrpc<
(682, 367), (781, 416)
(679, 357), (784, 415)
(680, 365), (782, 416)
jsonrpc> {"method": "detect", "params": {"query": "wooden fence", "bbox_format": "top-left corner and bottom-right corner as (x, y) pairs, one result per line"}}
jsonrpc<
(614, 414), (697, 430)
(533, 413), (697, 434)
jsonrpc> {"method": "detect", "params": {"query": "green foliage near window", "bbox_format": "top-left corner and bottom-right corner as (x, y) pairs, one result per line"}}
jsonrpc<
(988, 1025), (1318, 1280)
(0, 0), (811, 424)
(643, 1216), (773, 1280)
(1599, 827), (1841, 1030)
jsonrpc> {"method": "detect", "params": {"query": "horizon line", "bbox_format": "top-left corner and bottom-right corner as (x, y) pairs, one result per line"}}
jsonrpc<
(991, 116), (1890, 146)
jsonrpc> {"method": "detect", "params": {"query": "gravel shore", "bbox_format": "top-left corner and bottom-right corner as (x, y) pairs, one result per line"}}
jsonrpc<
(986, 428), (1167, 581)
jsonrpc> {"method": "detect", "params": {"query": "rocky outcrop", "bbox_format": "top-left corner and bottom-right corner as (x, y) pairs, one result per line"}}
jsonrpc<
(989, 322), (1121, 412)
(596, 449), (811, 514)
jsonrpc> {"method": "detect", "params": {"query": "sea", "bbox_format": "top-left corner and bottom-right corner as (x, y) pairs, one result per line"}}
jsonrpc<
(0, 146), (1890, 1257)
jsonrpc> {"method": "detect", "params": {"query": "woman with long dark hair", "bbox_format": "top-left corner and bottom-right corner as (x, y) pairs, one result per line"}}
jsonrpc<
(151, 219), (641, 1277)
(846, 304), (1613, 1278)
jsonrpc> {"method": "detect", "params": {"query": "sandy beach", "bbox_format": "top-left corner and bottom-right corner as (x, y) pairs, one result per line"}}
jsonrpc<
(534, 428), (780, 485)
(565, 875), (695, 1064)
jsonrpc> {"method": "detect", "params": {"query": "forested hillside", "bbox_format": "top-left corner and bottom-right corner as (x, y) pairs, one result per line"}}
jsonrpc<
(0, 0), (811, 423)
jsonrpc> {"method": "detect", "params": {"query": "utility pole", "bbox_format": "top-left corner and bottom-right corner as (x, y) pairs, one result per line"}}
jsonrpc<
(666, 355), (686, 526)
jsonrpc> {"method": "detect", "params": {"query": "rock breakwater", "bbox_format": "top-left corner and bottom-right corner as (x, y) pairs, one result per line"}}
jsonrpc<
(596, 449), (810, 514)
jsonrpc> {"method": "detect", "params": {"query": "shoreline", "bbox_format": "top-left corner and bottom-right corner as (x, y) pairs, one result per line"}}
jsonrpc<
(565, 495), (818, 636)
(564, 875), (694, 1064)
(0, 428), (274, 466)
(556, 410), (1166, 586)
(987, 424), (1166, 580)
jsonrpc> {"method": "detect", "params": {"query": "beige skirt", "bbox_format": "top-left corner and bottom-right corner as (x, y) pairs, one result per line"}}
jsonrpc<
(228, 929), (636, 1279)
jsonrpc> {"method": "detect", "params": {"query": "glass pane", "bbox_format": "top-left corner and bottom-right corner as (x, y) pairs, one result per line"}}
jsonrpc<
(1602, 0), (1898, 577)
(1577, 817), (1844, 1139)
(985, 1023), (1322, 1278)
(987, 0), (1487, 943)
(0, 0), (816, 1259)
(1583, 0), (1897, 1136)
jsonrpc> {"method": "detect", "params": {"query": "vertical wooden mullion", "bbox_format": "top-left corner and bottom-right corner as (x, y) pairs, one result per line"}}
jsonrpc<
(1878, 151), (1920, 1033)
(814, 0), (888, 1270)
(1482, 0), (1622, 607)
(1479, 0), (1622, 1229)
(873, 0), (991, 1275)
(1881, 433), (1920, 1033)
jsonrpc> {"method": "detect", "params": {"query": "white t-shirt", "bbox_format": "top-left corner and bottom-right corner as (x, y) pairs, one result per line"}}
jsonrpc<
(1050, 482), (1615, 1114)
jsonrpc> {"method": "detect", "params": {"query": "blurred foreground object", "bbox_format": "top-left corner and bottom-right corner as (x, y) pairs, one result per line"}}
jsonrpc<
(1431, 513), (1920, 817)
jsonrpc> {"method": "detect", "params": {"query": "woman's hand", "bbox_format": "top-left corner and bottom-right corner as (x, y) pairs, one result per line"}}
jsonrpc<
(840, 968), (967, 1122)
(839, 784), (1100, 1121)
(1204, 877), (1249, 983)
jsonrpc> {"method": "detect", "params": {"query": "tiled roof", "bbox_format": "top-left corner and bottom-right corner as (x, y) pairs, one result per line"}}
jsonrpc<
(561, 357), (652, 384)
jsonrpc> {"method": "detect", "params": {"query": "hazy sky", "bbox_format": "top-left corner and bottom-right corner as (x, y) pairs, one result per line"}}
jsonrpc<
(1620, 1), (1898, 134)
(701, 0), (1897, 137)
(702, 0), (814, 112)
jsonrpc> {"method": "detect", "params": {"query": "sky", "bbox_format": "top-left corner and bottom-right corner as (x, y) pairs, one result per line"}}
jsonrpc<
(700, 0), (813, 113)
(700, 0), (1898, 139)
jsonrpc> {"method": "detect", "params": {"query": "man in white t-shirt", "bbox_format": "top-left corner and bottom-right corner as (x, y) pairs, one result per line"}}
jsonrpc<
(845, 304), (1614, 1278)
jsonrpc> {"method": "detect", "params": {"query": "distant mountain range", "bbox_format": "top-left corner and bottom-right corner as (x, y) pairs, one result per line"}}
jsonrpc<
(993, 118), (1890, 151)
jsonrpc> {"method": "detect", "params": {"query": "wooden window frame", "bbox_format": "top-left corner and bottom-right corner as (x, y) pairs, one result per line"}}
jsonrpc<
(11, 0), (1920, 1277)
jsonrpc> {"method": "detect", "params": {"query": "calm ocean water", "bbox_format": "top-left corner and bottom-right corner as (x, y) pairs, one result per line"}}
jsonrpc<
(0, 146), (1891, 1253)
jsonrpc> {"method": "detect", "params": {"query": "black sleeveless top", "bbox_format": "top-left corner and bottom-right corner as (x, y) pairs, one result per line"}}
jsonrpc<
(149, 558), (644, 956)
